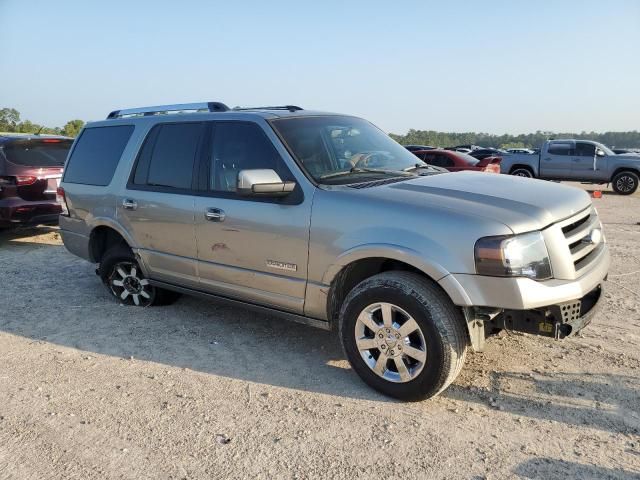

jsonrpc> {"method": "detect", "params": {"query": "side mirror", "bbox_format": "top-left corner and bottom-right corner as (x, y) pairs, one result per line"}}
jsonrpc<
(596, 149), (606, 157)
(237, 169), (296, 197)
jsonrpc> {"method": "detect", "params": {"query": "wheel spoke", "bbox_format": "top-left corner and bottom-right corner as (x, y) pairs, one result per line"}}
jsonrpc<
(116, 267), (127, 279)
(120, 290), (129, 300)
(358, 311), (379, 332)
(130, 266), (137, 278)
(132, 294), (140, 306)
(403, 344), (426, 363)
(356, 337), (377, 351)
(398, 317), (419, 338)
(140, 289), (151, 299)
(112, 279), (124, 287)
(381, 303), (393, 327)
(140, 279), (149, 286)
(394, 357), (411, 382)
(373, 354), (387, 375)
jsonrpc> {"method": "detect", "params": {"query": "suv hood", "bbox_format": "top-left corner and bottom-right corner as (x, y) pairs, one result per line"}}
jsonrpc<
(372, 172), (592, 233)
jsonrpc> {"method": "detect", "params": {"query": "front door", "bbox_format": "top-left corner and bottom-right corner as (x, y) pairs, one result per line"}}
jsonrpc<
(572, 142), (605, 181)
(539, 141), (574, 179)
(194, 121), (313, 314)
(118, 122), (205, 288)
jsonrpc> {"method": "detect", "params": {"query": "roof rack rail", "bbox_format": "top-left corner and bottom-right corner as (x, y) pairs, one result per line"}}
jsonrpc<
(107, 102), (230, 119)
(232, 105), (303, 112)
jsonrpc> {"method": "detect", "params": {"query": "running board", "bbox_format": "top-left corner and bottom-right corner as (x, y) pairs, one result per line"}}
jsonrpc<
(148, 279), (331, 331)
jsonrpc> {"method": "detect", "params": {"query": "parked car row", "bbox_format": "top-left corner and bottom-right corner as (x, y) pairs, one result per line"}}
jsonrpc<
(405, 140), (640, 194)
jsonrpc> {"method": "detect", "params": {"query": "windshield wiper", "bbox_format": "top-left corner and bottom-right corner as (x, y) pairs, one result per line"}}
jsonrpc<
(403, 163), (433, 172)
(320, 167), (414, 180)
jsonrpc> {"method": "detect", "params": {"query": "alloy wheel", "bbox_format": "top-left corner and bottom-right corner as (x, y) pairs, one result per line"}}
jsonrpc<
(615, 175), (636, 193)
(354, 302), (427, 383)
(108, 261), (153, 306)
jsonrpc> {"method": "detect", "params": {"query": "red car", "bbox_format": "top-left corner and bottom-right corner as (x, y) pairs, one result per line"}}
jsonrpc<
(0, 134), (73, 228)
(412, 149), (501, 173)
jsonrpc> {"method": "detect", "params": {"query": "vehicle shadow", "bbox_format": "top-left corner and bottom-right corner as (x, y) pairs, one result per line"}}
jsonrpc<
(445, 369), (640, 436)
(0, 249), (393, 402)
(513, 457), (640, 480)
(0, 225), (59, 247)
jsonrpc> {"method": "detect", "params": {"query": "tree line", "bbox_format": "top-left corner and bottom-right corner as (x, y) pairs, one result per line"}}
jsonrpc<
(390, 129), (640, 149)
(2, 106), (639, 148)
(0, 108), (84, 138)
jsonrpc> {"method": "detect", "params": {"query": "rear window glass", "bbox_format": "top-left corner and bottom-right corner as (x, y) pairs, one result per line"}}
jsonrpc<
(548, 143), (573, 156)
(3, 139), (72, 167)
(63, 126), (134, 186)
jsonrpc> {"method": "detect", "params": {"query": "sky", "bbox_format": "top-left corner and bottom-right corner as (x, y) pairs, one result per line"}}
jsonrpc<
(1, 0), (639, 135)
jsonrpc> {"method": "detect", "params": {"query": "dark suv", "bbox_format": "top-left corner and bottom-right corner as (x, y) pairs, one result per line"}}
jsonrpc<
(0, 134), (73, 227)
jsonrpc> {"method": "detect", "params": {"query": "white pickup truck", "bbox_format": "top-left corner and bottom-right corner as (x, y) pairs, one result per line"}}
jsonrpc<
(500, 139), (640, 195)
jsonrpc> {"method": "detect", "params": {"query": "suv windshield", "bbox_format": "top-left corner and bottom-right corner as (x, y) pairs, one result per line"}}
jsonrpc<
(3, 138), (73, 167)
(271, 116), (428, 184)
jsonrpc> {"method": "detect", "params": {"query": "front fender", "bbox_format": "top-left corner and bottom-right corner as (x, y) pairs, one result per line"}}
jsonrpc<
(321, 243), (450, 285)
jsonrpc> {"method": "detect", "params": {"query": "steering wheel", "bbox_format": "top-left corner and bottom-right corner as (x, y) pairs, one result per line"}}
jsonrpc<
(350, 152), (386, 169)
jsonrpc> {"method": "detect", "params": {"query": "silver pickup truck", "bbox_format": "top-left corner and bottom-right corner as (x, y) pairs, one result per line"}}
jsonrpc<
(500, 139), (640, 195)
(58, 103), (609, 400)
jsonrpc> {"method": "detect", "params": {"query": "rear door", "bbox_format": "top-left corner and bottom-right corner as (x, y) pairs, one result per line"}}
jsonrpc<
(539, 141), (574, 178)
(118, 122), (204, 288)
(194, 121), (312, 314)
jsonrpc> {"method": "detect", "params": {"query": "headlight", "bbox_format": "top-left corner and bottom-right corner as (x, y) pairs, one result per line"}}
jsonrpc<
(474, 231), (552, 280)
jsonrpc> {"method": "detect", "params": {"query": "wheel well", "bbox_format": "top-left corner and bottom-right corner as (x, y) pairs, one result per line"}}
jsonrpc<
(89, 226), (128, 263)
(611, 167), (640, 182)
(509, 164), (534, 174)
(326, 258), (426, 325)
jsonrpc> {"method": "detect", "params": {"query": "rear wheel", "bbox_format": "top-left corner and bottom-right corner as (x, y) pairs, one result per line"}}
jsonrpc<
(339, 272), (468, 401)
(510, 167), (533, 178)
(98, 244), (180, 306)
(612, 171), (639, 195)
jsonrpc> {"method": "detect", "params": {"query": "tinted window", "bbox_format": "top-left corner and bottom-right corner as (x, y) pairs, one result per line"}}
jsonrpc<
(429, 154), (454, 168)
(575, 142), (596, 157)
(64, 126), (133, 185)
(133, 123), (204, 189)
(3, 139), (72, 167)
(547, 142), (573, 156)
(210, 122), (285, 192)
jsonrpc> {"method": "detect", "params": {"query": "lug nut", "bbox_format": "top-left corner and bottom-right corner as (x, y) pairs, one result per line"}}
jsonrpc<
(390, 350), (395, 355)
(378, 333), (384, 339)
(381, 345), (386, 349)
(395, 333), (400, 339)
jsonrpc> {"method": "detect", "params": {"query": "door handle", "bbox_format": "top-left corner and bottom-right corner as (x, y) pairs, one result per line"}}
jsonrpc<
(543, 157), (552, 161)
(122, 199), (137, 210)
(205, 208), (226, 222)
(572, 158), (581, 162)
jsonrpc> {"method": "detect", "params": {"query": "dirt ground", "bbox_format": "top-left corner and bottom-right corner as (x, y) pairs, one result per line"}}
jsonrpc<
(0, 183), (639, 480)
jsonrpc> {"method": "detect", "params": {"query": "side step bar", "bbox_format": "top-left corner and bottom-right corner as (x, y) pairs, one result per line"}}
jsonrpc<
(148, 279), (331, 331)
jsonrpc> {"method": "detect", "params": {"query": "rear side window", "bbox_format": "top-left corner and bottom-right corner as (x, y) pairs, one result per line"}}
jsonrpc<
(431, 154), (454, 168)
(547, 142), (573, 156)
(132, 123), (204, 190)
(3, 139), (73, 167)
(64, 126), (134, 185)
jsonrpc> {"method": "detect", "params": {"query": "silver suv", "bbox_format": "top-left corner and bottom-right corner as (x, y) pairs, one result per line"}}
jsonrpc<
(58, 102), (609, 400)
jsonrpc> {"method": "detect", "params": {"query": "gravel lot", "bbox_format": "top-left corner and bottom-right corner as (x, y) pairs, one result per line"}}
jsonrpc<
(1, 184), (639, 480)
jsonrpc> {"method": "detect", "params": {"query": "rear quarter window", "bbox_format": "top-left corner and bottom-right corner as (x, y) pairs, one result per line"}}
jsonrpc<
(63, 125), (134, 186)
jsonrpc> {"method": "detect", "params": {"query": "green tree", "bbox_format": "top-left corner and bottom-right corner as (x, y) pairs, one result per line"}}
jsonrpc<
(62, 119), (85, 137)
(0, 108), (20, 132)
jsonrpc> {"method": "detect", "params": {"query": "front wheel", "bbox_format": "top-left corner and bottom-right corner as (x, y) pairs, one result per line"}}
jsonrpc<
(339, 272), (468, 401)
(612, 171), (639, 195)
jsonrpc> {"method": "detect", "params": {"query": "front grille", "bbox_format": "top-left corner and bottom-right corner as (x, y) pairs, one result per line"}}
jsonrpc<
(560, 207), (603, 276)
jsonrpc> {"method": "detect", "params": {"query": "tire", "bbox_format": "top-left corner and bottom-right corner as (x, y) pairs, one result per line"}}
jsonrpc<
(612, 171), (639, 195)
(510, 167), (533, 178)
(339, 271), (468, 401)
(98, 244), (181, 306)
